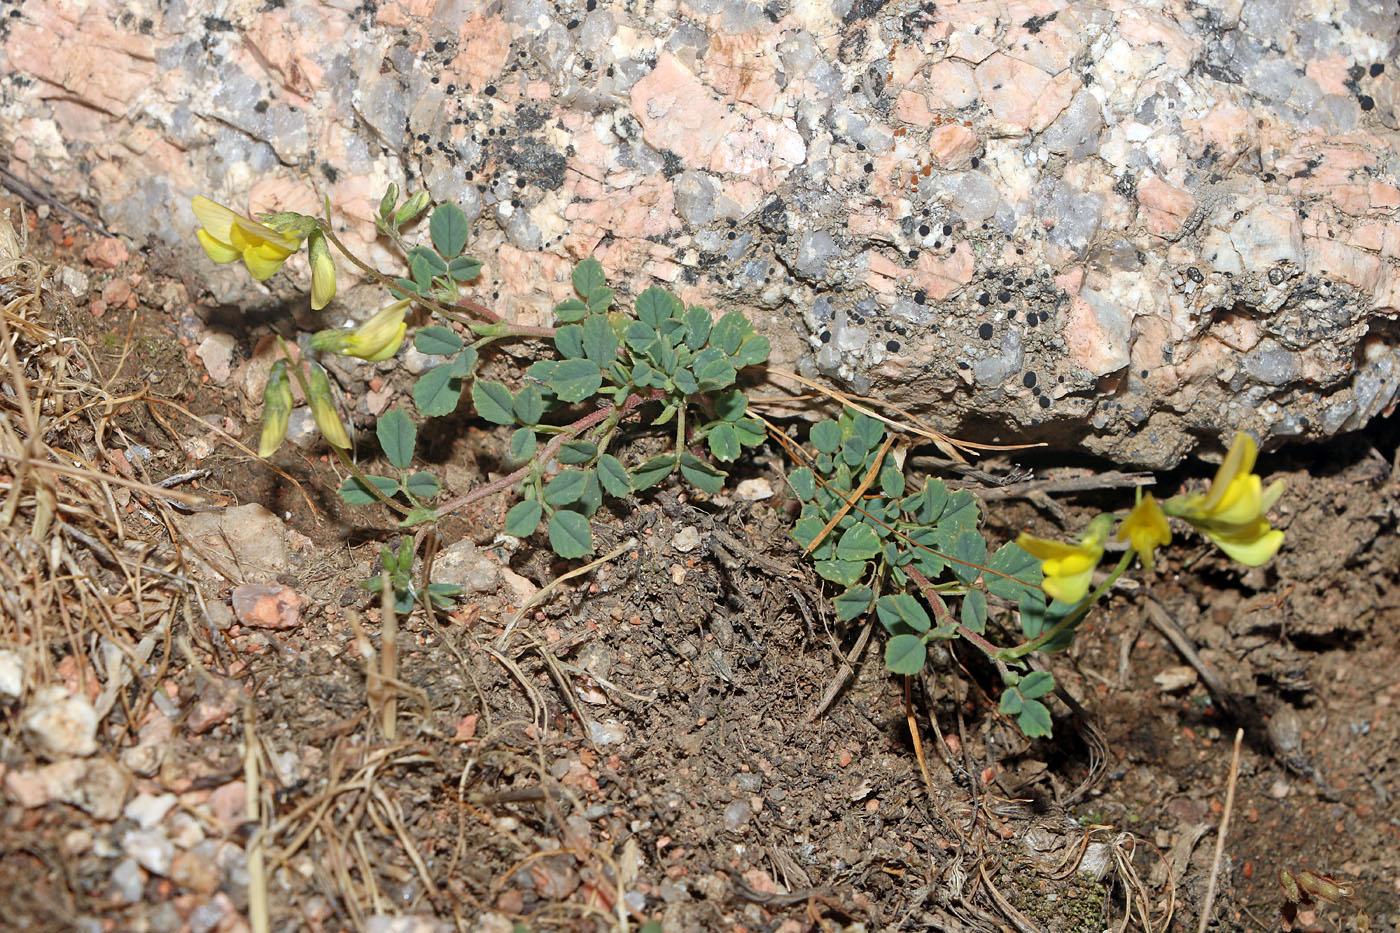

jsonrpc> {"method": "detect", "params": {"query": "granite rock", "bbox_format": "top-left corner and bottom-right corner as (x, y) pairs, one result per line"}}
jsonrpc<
(4, 0), (1400, 466)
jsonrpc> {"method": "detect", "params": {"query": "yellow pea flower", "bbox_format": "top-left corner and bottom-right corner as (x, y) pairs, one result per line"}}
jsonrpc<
(309, 299), (409, 362)
(190, 196), (301, 281)
(306, 363), (350, 450)
(1165, 431), (1284, 566)
(307, 230), (336, 310)
(1117, 492), (1171, 571)
(1016, 514), (1114, 604)
(258, 360), (293, 458)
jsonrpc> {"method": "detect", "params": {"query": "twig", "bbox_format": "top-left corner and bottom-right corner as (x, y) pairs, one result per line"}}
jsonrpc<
(804, 617), (875, 722)
(973, 469), (1156, 501)
(243, 702), (270, 933)
(495, 537), (637, 649)
(1199, 729), (1244, 933)
(1143, 596), (1244, 721)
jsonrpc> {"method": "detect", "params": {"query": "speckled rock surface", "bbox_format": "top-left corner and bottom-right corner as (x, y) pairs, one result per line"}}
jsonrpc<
(4, 0), (1399, 465)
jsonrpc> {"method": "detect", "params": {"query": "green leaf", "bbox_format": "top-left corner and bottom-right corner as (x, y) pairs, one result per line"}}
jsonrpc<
(624, 320), (657, 354)
(543, 470), (589, 506)
(707, 422), (740, 462)
(835, 523), (882, 561)
(586, 285), (614, 314)
(714, 390), (748, 422)
(949, 529), (987, 584)
(555, 298), (588, 323)
(426, 582), (463, 608)
(734, 417), (766, 447)
(375, 409), (416, 470)
(414, 325), (464, 356)
(581, 314), (618, 365)
(679, 452), (725, 495)
(576, 468), (602, 516)
(377, 184), (398, 219)
(430, 203), (469, 257)
(833, 585), (874, 621)
(555, 324), (584, 359)
(513, 386), (544, 425)
(597, 454), (632, 497)
(548, 359), (603, 402)
(631, 455), (675, 489)
(1017, 699), (1053, 738)
(876, 593), (932, 634)
(450, 345), (479, 377)
(788, 467), (816, 500)
(885, 634), (927, 676)
(691, 347), (736, 390)
(447, 255), (481, 282)
(508, 427), (537, 462)
(1019, 670), (1055, 700)
(960, 590), (987, 635)
(572, 257), (606, 298)
(999, 689), (1024, 716)
(548, 510), (593, 558)
(672, 367), (699, 395)
(733, 334), (770, 368)
(410, 251), (434, 289)
(635, 287), (676, 327)
(908, 479), (948, 524)
(814, 559), (867, 586)
(403, 471), (441, 500)
(683, 306), (712, 349)
(629, 360), (654, 388)
(986, 542), (1043, 601)
(471, 380), (515, 425)
(879, 464), (905, 497)
(937, 490), (980, 535)
(390, 277), (425, 300)
(339, 474), (400, 505)
(849, 413), (885, 454)
(408, 245), (448, 276)
(810, 420), (841, 454)
(558, 440), (597, 465)
(526, 359), (557, 382)
(711, 311), (750, 354)
(504, 499), (542, 537)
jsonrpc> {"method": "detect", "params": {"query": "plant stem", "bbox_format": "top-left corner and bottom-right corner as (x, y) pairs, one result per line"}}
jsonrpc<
(907, 565), (1003, 661)
(1003, 548), (1135, 660)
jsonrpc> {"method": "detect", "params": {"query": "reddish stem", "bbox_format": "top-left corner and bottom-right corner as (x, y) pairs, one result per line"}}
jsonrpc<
(906, 565), (1003, 661)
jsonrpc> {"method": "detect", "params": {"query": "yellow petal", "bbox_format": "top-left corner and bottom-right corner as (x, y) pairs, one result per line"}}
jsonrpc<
(1211, 475), (1264, 526)
(1201, 432), (1257, 512)
(358, 322), (407, 361)
(191, 196), (239, 244)
(231, 214), (299, 252)
(1207, 521), (1284, 566)
(1016, 533), (1086, 562)
(1260, 479), (1285, 513)
(1043, 566), (1094, 604)
(241, 243), (293, 280)
(196, 229), (241, 264)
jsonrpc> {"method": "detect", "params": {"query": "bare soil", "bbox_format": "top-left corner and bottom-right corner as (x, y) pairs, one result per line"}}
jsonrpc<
(1, 197), (1397, 933)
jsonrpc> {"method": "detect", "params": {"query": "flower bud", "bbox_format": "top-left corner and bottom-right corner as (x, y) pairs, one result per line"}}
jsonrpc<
(394, 190), (431, 226)
(378, 183), (399, 220)
(257, 211), (320, 239)
(306, 363), (350, 450)
(258, 360), (293, 458)
(308, 229), (336, 310)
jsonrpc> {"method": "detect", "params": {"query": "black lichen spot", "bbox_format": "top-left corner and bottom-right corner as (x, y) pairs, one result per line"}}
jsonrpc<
(942, 224), (952, 236)
(660, 150), (684, 178)
(1370, 63), (1385, 77)
(978, 323), (994, 339)
(1022, 11), (1058, 33)
(969, 156), (980, 168)
(1038, 396), (1051, 409)
(254, 99), (270, 114)
(886, 340), (900, 352)
(1022, 371), (1037, 388)
(820, 331), (831, 343)
(976, 291), (991, 306)
(957, 360), (969, 370)
(1186, 266), (1203, 283)
(1359, 94), (1375, 111)
(997, 289), (1010, 303)
(919, 224), (930, 236)
(913, 290), (927, 305)
(484, 84), (497, 96)
(843, 0), (890, 25)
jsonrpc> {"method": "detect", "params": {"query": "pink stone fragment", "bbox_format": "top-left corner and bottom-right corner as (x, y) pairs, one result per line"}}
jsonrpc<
(928, 123), (978, 169)
(1305, 236), (1382, 291)
(231, 583), (302, 630)
(974, 54), (1052, 132)
(912, 242), (975, 302)
(83, 237), (129, 269)
(923, 60), (979, 110)
(1137, 176), (1197, 238)
(631, 53), (741, 170)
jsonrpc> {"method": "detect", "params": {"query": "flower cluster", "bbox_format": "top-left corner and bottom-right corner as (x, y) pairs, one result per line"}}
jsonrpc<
(1018, 432), (1284, 604)
(191, 197), (336, 310)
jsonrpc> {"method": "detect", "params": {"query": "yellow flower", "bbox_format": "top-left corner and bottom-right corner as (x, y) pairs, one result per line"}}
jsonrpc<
(308, 230), (336, 310)
(1117, 492), (1171, 571)
(310, 299), (409, 362)
(258, 360), (293, 458)
(306, 363), (350, 450)
(190, 196), (301, 281)
(1016, 514), (1113, 604)
(1166, 431), (1284, 566)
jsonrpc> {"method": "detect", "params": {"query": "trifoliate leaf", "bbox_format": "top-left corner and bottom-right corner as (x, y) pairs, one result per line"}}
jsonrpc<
(447, 255), (481, 282)
(885, 634), (927, 675)
(707, 422), (740, 462)
(986, 541), (1043, 600)
(1017, 698), (1053, 738)
(733, 334), (770, 368)
(414, 325), (464, 356)
(403, 471), (441, 500)
(414, 364), (463, 417)
(586, 285), (614, 314)
(376, 409), (416, 470)
(543, 469), (589, 506)
(835, 523), (882, 561)
(635, 286), (676, 327)
(879, 464), (905, 497)
(339, 474), (400, 505)
(504, 499), (542, 537)
(949, 528), (987, 584)
(548, 510), (593, 558)
(597, 454), (632, 497)
(471, 380), (515, 425)
(508, 427), (537, 463)
(788, 467), (816, 500)
(683, 305), (712, 349)
(833, 585), (874, 621)
(876, 593), (931, 634)
(429, 203), (469, 257)
(714, 390), (748, 422)
(810, 420), (841, 454)
(998, 688), (1024, 716)
(555, 298), (588, 323)
(557, 440), (597, 465)
(572, 257), (606, 298)
(548, 359), (603, 402)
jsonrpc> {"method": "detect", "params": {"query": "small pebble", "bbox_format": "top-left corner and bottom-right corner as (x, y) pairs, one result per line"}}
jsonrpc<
(124, 793), (177, 830)
(122, 828), (175, 876)
(587, 720), (627, 745)
(21, 685), (98, 758)
(0, 649), (25, 698)
(723, 799), (751, 830)
(734, 478), (773, 501)
(109, 858), (145, 904)
(671, 526), (701, 553)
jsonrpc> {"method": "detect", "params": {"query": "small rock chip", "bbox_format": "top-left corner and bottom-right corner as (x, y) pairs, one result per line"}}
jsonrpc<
(230, 583), (301, 630)
(187, 677), (246, 735)
(0, 648), (25, 698)
(364, 915), (455, 933)
(3, 758), (129, 820)
(110, 857), (145, 904)
(196, 333), (237, 385)
(672, 526), (701, 553)
(1153, 665), (1198, 692)
(83, 237), (130, 269)
(124, 792), (178, 830)
(587, 720), (627, 746)
(21, 685), (98, 758)
(723, 799), (751, 830)
(122, 828), (175, 876)
(101, 278), (132, 308)
(734, 478), (773, 501)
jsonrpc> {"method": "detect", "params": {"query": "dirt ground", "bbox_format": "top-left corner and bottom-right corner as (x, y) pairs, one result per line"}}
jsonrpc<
(1, 195), (1397, 933)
